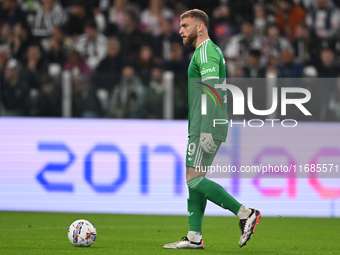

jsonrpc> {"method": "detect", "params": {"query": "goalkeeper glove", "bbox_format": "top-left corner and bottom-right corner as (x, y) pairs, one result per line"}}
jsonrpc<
(199, 133), (217, 154)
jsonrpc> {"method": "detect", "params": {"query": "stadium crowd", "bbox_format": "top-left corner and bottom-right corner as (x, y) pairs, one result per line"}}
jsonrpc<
(1, 0), (340, 121)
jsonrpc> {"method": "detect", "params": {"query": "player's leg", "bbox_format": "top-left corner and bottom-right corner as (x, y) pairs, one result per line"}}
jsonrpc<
(187, 140), (242, 214)
(163, 137), (206, 249)
(162, 184), (206, 249)
(187, 140), (261, 248)
(164, 137), (261, 248)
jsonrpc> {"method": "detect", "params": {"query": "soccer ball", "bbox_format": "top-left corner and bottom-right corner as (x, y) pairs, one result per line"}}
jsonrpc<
(68, 219), (97, 247)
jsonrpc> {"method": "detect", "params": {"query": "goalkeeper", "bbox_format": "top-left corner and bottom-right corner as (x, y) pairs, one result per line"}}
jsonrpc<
(163, 9), (261, 249)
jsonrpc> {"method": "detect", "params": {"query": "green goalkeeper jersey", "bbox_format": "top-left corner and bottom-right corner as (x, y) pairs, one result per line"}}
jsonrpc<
(188, 39), (228, 142)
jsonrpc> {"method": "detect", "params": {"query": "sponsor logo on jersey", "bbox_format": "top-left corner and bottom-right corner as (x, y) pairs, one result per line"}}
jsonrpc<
(200, 66), (216, 76)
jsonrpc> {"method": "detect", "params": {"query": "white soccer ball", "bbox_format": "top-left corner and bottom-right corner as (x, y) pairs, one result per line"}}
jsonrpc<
(68, 219), (97, 247)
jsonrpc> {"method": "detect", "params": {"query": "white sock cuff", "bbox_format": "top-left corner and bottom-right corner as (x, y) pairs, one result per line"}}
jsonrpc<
(237, 205), (251, 220)
(187, 231), (202, 242)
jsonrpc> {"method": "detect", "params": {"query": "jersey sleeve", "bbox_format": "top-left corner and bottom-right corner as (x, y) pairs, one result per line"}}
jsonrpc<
(197, 42), (220, 81)
(196, 42), (221, 134)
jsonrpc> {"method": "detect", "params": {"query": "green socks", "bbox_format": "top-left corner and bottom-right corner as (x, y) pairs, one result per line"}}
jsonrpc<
(187, 176), (242, 215)
(187, 188), (206, 232)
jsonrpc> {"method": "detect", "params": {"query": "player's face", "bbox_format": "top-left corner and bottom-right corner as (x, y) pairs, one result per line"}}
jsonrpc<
(179, 17), (198, 46)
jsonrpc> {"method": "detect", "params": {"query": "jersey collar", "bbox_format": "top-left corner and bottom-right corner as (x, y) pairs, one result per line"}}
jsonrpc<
(196, 39), (210, 49)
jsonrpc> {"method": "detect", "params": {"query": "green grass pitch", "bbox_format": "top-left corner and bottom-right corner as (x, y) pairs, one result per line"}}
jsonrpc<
(1, 212), (339, 255)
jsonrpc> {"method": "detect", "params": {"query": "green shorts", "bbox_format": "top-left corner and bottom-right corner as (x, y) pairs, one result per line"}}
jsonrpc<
(186, 136), (222, 168)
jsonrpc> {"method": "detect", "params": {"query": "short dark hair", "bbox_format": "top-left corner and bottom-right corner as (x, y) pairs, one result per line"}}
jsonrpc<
(72, 0), (85, 6)
(321, 47), (335, 54)
(280, 0), (294, 5)
(266, 23), (279, 33)
(242, 18), (254, 26)
(85, 19), (97, 29)
(249, 49), (261, 58)
(180, 9), (209, 28)
(40, 74), (55, 85)
(124, 10), (137, 23)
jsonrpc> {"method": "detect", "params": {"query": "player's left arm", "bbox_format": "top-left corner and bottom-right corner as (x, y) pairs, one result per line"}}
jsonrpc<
(198, 47), (221, 153)
(199, 49), (220, 134)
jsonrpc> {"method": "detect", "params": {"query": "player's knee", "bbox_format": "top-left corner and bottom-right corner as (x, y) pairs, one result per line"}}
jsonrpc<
(186, 166), (205, 181)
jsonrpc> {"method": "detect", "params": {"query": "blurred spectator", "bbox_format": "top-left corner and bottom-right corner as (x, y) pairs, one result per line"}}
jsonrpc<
(63, 50), (92, 82)
(0, 22), (11, 46)
(232, 65), (246, 78)
(11, 22), (36, 62)
(96, 37), (122, 73)
(171, 1), (188, 33)
(0, 47), (9, 86)
(92, 5), (107, 34)
(0, 0), (339, 121)
(306, 0), (340, 39)
(243, 49), (266, 78)
(30, 74), (61, 117)
(303, 65), (318, 78)
(97, 0), (111, 12)
(31, 0), (67, 38)
(253, 4), (268, 37)
(297, 0), (316, 10)
(0, 58), (29, 115)
(228, 0), (255, 21)
(210, 4), (238, 49)
(301, 65), (319, 120)
(224, 19), (261, 64)
(74, 0), (99, 11)
(163, 42), (190, 72)
(140, 0), (173, 36)
(262, 23), (291, 65)
(0, 47), (8, 68)
(135, 44), (155, 85)
(278, 48), (304, 78)
(302, 65), (318, 94)
(276, 0), (306, 41)
(107, 65), (144, 118)
(94, 37), (123, 89)
(314, 48), (340, 120)
(0, 0), (27, 29)
(45, 26), (73, 66)
(152, 17), (182, 62)
(19, 0), (41, 22)
(67, 0), (93, 40)
(316, 48), (340, 77)
(106, 0), (128, 34)
(72, 74), (102, 118)
(266, 63), (280, 77)
(326, 80), (340, 121)
(141, 66), (164, 119)
(23, 44), (48, 89)
(292, 22), (321, 65)
(75, 20), (108, 69)
(283, 64), (318, 120)
(116, 10), (147, 63)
